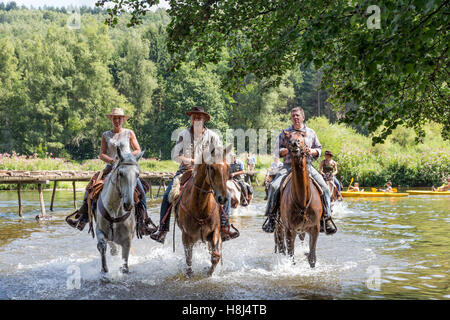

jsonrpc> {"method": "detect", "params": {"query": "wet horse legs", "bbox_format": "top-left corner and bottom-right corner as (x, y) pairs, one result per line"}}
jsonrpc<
(182, 233), (194, 277)
(208, 226), (222, 276)
(96, 228), (108, 273)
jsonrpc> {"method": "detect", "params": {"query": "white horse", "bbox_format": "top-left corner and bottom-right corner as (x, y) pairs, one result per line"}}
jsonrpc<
(227, 179), (252, 209)
(95, 147), (144, 274)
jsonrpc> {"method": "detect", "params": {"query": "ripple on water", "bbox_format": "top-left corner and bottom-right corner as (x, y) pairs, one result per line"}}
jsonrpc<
(0, 189), (448, 299)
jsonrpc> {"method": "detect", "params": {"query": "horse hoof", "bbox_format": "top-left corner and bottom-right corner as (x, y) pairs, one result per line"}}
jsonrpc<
(309, 262), (316, 268)
(186, 268), (193, 278)
(120, 266), (129, 274)
(298, 233), (305, 241)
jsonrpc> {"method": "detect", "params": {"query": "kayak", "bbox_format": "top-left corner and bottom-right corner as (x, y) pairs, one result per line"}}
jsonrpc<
(341, 191), (409, 197)
(406, 190), (450, 195)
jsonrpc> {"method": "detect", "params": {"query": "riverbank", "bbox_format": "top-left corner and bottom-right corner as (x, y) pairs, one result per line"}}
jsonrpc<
(1, 119), (449, 190)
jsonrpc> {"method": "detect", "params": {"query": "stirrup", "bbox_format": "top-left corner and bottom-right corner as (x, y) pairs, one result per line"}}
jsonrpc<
(262, 216), (276, 233)
(221, 224), (240, 242)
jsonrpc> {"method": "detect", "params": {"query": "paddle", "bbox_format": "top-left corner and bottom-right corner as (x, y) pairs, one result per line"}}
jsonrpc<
(392, 187), (398, 193)
(348, 177), (354, 190)
(371, 187), (377, 192)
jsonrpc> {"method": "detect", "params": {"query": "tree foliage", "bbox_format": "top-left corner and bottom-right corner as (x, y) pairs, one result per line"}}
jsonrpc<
(97, 0), (450, 143)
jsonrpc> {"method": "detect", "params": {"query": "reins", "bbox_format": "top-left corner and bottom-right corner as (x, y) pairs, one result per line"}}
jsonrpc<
(98, 161), (137, 239)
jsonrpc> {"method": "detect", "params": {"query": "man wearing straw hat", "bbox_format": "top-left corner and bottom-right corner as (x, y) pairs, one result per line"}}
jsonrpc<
(65, 108), (156, 237)
(150, 107), (239, 244)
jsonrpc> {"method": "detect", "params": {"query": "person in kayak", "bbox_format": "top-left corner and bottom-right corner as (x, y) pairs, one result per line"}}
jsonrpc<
(379, 181), (393, 192)
(348, 182), (361, 192)
(432, 176), (450, 192)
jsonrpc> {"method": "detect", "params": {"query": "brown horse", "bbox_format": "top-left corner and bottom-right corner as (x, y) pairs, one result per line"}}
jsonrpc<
(176, 146), (232, 277)
(275, 131), (323, 268)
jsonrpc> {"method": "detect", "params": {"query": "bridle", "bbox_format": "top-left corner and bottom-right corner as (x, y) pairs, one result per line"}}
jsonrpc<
(193, 163), (225, 199)
(288, 131), (312, 216)
(111, 160), (140, 199)
(99, 160), (140, 238)
(288, 131), (308, 159)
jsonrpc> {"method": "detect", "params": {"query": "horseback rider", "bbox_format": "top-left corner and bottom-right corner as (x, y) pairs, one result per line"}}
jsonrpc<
(262, 107), (337, 235)
(264, 157), (283, 200)
(230, 153), (253, 206)
(150, 107), (239, 244)
(66, 108), (156, 236)
(319, 150), (343, 199)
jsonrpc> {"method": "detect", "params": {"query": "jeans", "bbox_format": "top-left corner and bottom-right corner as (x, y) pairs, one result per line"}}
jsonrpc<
(334, 177), (342, 192)
(265, 164), (291, 216)
(308, 164), (331, 216)
(136, 178), (147, 212)
(158, 174), (178, 230)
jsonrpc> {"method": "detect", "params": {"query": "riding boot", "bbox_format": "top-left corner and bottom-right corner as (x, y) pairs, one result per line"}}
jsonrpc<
(320, 199), (337, 235)
(262, 192), (279, 233)
(262, 209), (277, 233)
(150, 224), (169, 243)
(66, 200), (89, 231)
(220, 223), (240, 241)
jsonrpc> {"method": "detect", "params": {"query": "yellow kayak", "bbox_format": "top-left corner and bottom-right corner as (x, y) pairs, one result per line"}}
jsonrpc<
(406, 190), (450, 195)
(341, 191), (409, 197)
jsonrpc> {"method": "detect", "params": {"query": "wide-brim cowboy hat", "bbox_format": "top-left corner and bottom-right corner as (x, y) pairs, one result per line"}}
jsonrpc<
(106, 108), (130, 121)
(324, 150), (334, 156)
(185, 106), (210, 122)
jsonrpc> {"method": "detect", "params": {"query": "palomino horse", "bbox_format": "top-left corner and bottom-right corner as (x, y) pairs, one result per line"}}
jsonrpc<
(176, 145), (232, 277)
(275, 131), (323, 268)
(96, 147), (144, 274)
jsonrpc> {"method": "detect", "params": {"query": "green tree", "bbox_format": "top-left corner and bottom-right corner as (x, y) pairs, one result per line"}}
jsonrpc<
(97, 0), (450, 143)
(154, 62), (228, 159)
(114, 30), (158, 141)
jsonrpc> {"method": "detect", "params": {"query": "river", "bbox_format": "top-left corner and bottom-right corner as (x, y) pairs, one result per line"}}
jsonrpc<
(0, 188), (448, 300)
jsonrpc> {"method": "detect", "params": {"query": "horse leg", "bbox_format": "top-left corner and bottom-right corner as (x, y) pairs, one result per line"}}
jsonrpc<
(285, 228), (296, 264)
(307, 228), (319, 268)
(274, 223), (286, 255)
(208, 226), (221, 276)
(109, 241), (118, 256)
(120, 240), (131, 274)
(182, 233), (194, 277)
(96, 227), (108, 274)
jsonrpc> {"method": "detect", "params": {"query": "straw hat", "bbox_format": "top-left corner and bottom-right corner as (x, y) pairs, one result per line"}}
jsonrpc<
(185, 106), (210, 122)
(106, 108), (130, 121)
(325, 150), (333, 157)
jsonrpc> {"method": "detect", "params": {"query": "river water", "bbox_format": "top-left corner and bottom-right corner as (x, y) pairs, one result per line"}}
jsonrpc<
(0, 188), (448, 300)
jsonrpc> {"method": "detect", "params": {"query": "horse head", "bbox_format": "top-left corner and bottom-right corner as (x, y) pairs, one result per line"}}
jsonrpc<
(113, 147), (144, 212)
(286, 131), (307, 163)
(197, 144), (233, 205)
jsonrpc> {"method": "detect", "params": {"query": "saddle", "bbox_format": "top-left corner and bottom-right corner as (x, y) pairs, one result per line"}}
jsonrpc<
(168, 169), (193, 204)
(273, 171), (329, 231)
(280, 171), (323, 196)
(85, 167), (151, 239)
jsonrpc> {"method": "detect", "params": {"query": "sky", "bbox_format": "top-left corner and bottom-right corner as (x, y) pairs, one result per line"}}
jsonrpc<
(3, 0), (170, 9)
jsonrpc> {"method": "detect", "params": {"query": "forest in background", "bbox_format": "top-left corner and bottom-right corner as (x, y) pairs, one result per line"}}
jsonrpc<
(0, 5), (448, 187)
(0, 6), (337, 160)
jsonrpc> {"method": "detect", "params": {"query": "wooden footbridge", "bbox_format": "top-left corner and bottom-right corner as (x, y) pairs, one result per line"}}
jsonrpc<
(0, 170), (175, 219)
